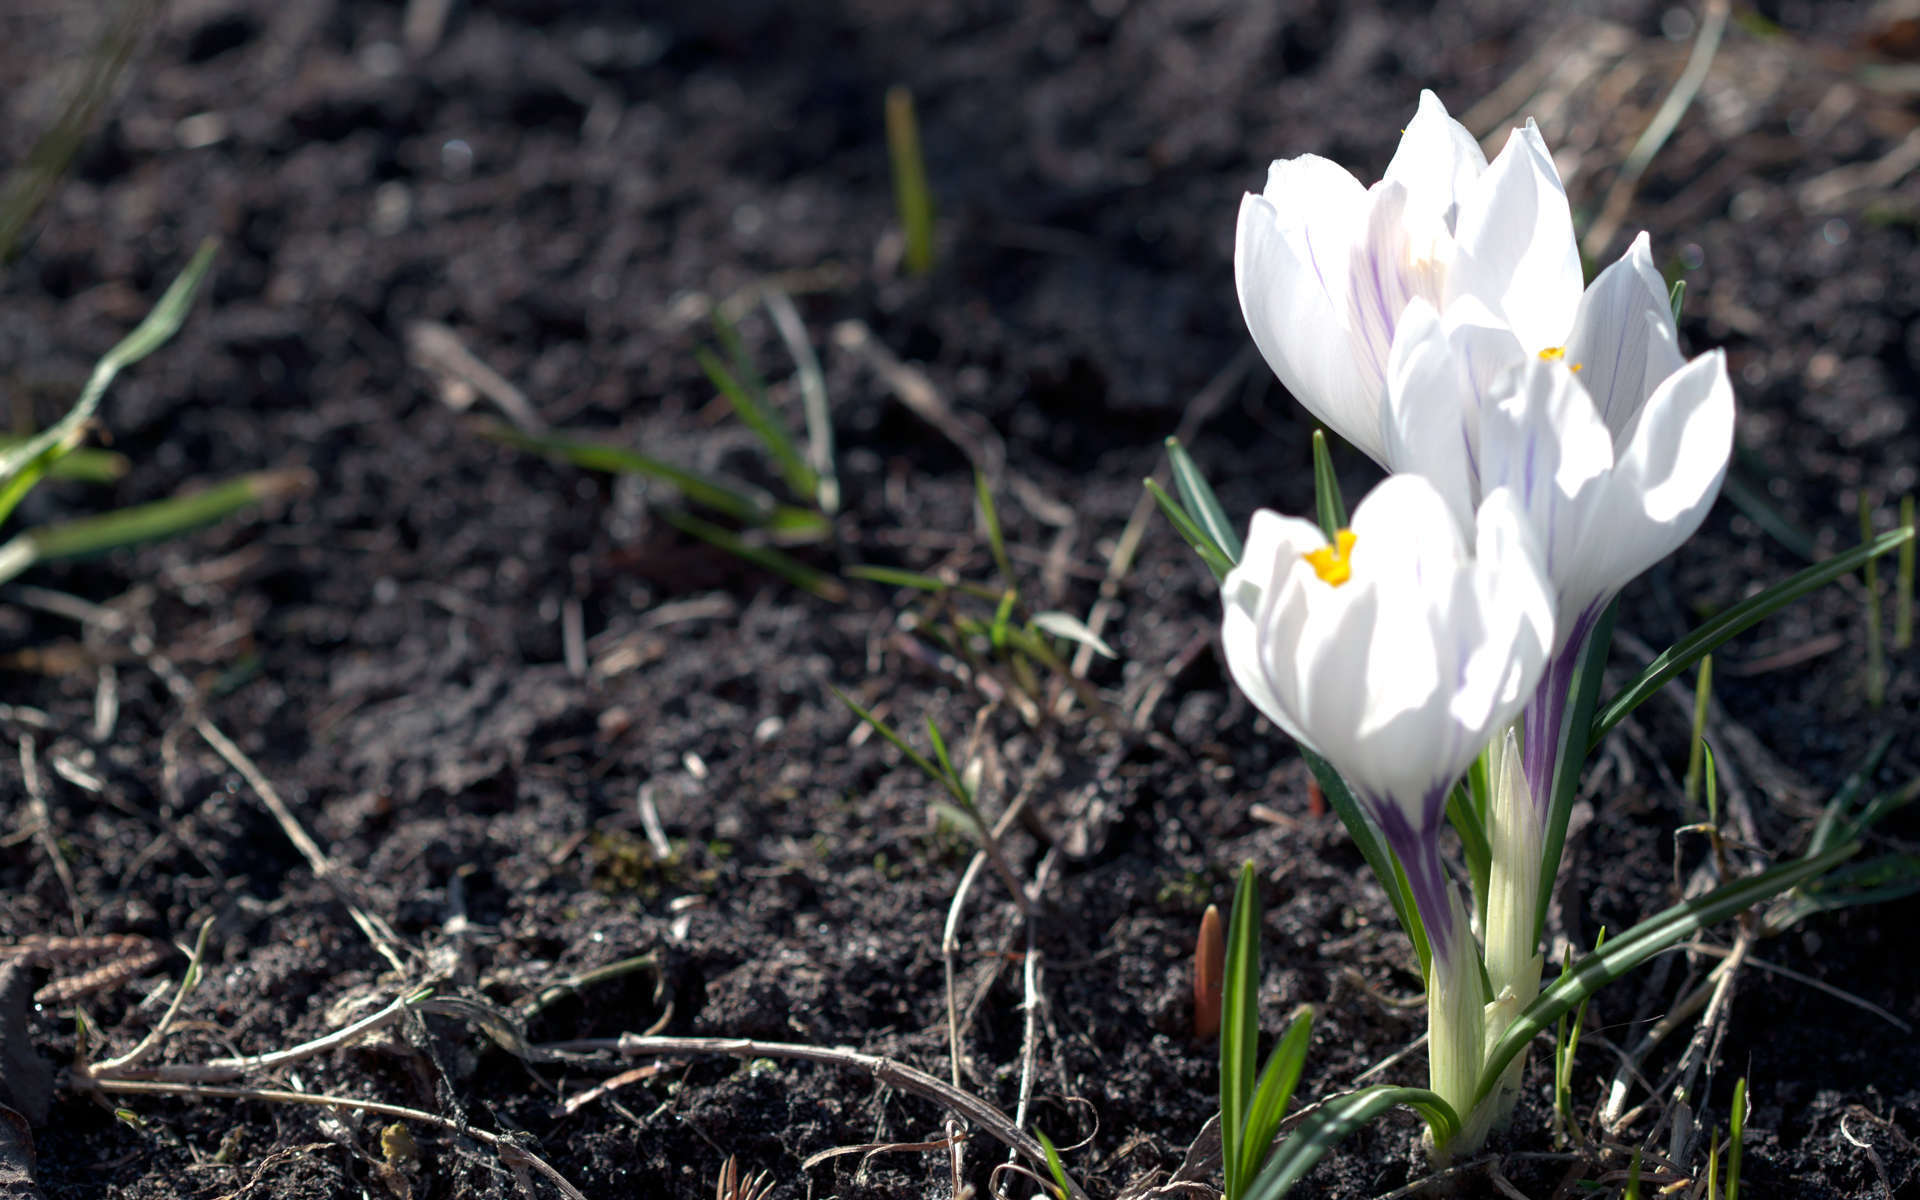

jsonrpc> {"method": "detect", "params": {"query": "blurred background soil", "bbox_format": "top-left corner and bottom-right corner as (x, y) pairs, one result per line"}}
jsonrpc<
(0, 1), (1915, 1197)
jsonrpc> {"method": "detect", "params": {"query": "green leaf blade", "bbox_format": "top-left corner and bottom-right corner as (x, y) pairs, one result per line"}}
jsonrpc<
(1591, 526), (1915, 745)
(1166, 437), (1242, 562)
(1479, 842), (1860, 1107)
(1243, 1085), (1459, 1200)
(1310, 430), (1347, 537)
(1238, 1006), (1315, 1188)
(1220, 861), (1261, 1199)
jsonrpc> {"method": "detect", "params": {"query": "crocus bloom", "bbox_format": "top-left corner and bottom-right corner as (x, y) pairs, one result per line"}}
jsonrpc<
(1219, 474), (1553, 1130)
(1234, 90), (1581, 464)
(1380, 234), (1735, 801)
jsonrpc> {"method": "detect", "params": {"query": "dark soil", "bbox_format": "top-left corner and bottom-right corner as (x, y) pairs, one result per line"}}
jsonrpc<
(0, 2), (1915, 1198)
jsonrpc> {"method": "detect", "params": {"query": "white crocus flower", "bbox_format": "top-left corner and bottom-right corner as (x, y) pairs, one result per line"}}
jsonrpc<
(1234, 89), (1582, 464)
(1381, 240), (1733, 798)
(1220, 474), (1553, 1134)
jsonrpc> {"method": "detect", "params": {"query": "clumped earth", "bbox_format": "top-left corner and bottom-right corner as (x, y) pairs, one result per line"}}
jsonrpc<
(0, 2), (1915, 1198)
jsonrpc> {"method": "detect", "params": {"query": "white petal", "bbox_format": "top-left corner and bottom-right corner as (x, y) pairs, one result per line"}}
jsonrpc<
(1296, 579), (1392, 775)
(1381, 296), (1526, 531)
(1560, 351), (1735, 621)
(1382, 89), (1488, 232)
(1465, 488), (1554, 727)
(1565, 233), (1687, 442)
(1236, 177), (1387, 464)
(1221, 509), (1327, 747)
(1349, 472), (1471, 585)
(1448, 120), (1583, 353)
(1477, 359), (1615, 597)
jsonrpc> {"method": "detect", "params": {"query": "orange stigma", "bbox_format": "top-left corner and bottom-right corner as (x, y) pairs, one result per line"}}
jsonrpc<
(1304, 529), (1358, 586)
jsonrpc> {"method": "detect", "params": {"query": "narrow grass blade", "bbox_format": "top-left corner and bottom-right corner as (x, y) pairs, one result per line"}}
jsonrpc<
(1166, 437), (1242, 562)
(0, 439), (125, 483)
(989, 587), (1017, 651)
(0, 241), (216, 489)
(696, 346), (818, 503)
(831, 687), (965, 806)
(1553, 948), (1572, 1139)
(1590, 526), (1914, 744)
(975, 471), (1015, 589)
(1220, 861), (1261, 1199)
(1766, 850), (1920, 928)
(661, 510), (847, 602)
(477, 421), (828, 540)
(1035, 1128), (1070, 1200)
(0, 423), (88, 528)
(1242, 1085), (1460, 1200)
(0, 441), (127, 526)
(763, 287), (838, 513)
(1553, 929), (1601, 1143)
(0, 469), (305, 586)
(1727, 1076), (1746, 1200)
(1807, 733), (1894, 856)
(1861, 493), (1886, 707)
(0, 0), (155, 261)
(1537, 602), (1617, 939)
(1146, 479), (1234, 581)
(1301, 747), (1429, 978)
(1669, 278), (1686, 322)
(708, 308), (770, 402)
(1238, 1007), (1315, 1189)
(1720, 467), (1816, 563)
(922, 715), (963, 796)
(1683, 655), (1713, 808)
(1479, 841), (1860, 1107)
(1310, 430), (1346, 537)
(844, 564), (1004, 602)
(1896, 493), (1914, 649)
(885, 86), (936, 276)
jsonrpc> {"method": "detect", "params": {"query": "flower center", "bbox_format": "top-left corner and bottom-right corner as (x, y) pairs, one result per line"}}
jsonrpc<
(1304, 529), (1358, 586)
(1538, 345), (1583, 373)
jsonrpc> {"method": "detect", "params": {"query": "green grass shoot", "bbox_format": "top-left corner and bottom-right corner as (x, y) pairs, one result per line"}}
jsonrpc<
(1727, 1076), (1747, 1200)
(0, 240), (217, 501)
(1166, 437), (1243, 561)
(1684, 655), (1713, 809)
(1218, 864), (1317, 1198)
(761, 287), (838, 513)
(1310, 430), (1347, 536)
(476, 421), (830, 542)
(1897, 493), (1914, 649)
(1476, 843), (1858, 1109)
(884, 85), (936, 276)
(0, 438), (126, 484)
(1591, 525), (1913, 744)
(660, 510), (846, 602)
(1861, 492), (1885, 707)
(1035, 1128), (1070, 1200)
(1552, 930), (1602, 1146)
(1146, 477), (1234, 581)
(695, 340), (819, 503)
(975, 471), (1015, 589)
(0, 470), (305, 587)
(0, 0), (156, 261)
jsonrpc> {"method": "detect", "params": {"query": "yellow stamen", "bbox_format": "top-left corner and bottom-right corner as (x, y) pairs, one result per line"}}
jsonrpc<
(1304, 529), (1358, 586)
(1539, 345), (1583, 372)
